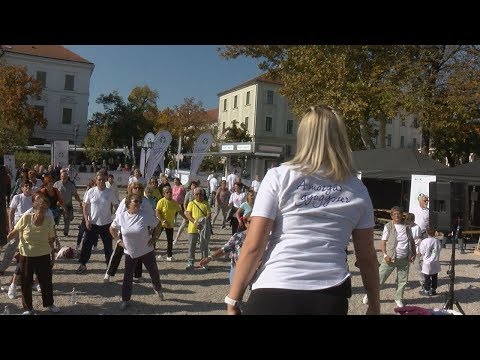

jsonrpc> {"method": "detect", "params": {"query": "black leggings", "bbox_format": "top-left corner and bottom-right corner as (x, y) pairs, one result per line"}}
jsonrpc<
(243, 278), (351, 315)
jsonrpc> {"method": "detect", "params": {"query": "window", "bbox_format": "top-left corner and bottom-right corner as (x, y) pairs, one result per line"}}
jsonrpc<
(222, 122), (226, 133)
(64, 74), (74, 91)
(387, 118), (392, 124)
(373, 135), (378, 145)
(413, 119), (419, 128)
(265, 117), (272, 132)
(36, 71), (46, 88)
(387, 134), (392, 146)
(246, 91), (250, 105)
(266, 90), (274, 104)
(401, 119), (406, 126)
(223, 99), (227, 111)
(286, 119), (294, 134)
(412, 138), (417, 149)
(244, 117), (249, 129)
(400, 136), (405, 148)
(233, 95), (238, 109)
(62, 108), (73, 124)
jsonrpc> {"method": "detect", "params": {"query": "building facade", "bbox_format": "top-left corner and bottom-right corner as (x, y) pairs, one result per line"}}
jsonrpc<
(0, 45), (94, 145)
(369, 113), (422, 151)
(217, 75), (297, 178)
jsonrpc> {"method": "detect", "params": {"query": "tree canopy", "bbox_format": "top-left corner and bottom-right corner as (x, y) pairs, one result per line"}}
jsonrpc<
(219, 45), (480, 165)
(0, 61), (46, 155)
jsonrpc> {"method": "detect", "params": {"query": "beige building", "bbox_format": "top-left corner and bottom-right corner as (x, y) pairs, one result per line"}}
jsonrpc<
(217, 75), (297, 178)
(0, 45), (94, 145)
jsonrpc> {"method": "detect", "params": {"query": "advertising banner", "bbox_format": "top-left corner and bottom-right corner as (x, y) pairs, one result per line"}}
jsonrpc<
(190, 132), (214, 177)
(53, 141), (70, 168)
(145, 131), (172, 181)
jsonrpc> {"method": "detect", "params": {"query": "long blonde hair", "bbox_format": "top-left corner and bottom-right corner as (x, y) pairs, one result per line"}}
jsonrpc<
(284, 105), (354, 182)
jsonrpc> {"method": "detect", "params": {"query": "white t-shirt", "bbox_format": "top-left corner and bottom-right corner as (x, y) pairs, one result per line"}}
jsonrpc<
(111, 209), (159, 259)
(229, 192), (245, 208)
(9, 193), (33, 224)
(419, 236), (441, 275)
(382, 223), (409, 259)
(209, 177), (218, 193)
(251, 180), (261, 193)
(83, 187), (119, 226)
(250, 164), (374, 291)
(413, 207), (429, 232)
(226, 173), (237, 192)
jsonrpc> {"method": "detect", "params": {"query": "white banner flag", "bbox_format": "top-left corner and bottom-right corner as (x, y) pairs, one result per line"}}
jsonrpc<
(139, 132), (155, 175)
(190, 132), (214, 177)
(145, 131), (172, 181)
(53, 141), (69, 168)
(3, 155), (15, 176)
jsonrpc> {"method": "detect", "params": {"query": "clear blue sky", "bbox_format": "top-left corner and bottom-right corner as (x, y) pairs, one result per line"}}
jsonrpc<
(65, 45), (263, 118)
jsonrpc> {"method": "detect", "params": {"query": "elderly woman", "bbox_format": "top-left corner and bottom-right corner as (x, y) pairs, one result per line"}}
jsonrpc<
(110, 193), (164, 310)
(6, 196), (60, 315)
(104, 181), (154, 283)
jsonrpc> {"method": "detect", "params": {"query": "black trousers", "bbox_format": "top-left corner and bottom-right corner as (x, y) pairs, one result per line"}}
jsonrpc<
(244, 278), (351, 315)
(106, 241), (142, 278)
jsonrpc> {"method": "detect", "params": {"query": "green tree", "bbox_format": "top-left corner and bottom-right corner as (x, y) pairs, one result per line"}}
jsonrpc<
(153, 98), (216, 167)
(0, 61), (46, 156)
(219, 45), (480, 164)
(84, 125), (113, 163)
(223, 120), (252, 142)
(400, 46), (480, 164)
(219, 45), (413, 150)
(88, 85), (159, 148)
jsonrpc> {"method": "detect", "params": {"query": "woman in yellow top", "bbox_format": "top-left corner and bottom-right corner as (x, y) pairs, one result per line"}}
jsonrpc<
(6, 196), (60, 315)
(155, 186), (188, 261)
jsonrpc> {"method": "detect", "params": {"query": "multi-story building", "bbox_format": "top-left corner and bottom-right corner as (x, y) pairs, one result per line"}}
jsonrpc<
(217, 75), (297, 178)
(369, 113), (422, 151)
(0, 45), (94, 145)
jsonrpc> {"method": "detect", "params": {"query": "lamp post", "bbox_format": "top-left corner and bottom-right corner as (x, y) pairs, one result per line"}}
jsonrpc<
(73, 124), (79, 166)
(137, 138), (154, 175)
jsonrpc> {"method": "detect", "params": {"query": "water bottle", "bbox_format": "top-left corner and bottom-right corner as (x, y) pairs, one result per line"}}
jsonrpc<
(3, 305), (11, 315)
(70, 287), (78, 305)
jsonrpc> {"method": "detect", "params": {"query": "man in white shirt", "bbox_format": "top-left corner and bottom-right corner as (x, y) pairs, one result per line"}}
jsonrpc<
(77, 171), (119, 274)
(208, 174), (218, 207)
(413, 194), (429, 238)
(251, 174), (261, 193)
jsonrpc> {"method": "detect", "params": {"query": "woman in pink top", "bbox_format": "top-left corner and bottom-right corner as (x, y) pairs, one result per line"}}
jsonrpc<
(172, 177), (186, 212)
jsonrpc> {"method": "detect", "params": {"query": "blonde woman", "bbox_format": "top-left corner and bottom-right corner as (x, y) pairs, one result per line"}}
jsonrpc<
(226, 106), (380, 315)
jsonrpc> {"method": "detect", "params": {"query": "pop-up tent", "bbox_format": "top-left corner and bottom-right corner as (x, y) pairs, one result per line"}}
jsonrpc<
(353, 148), (447, 180)
(435, 160), (480, 185)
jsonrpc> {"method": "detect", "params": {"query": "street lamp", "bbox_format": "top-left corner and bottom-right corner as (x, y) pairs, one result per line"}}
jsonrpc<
(137, 138), (154, 175)
(73, 124), (79, 166)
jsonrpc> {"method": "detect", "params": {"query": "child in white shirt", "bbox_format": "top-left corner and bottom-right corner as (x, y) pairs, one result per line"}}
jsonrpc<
(419, 226), (441, 296)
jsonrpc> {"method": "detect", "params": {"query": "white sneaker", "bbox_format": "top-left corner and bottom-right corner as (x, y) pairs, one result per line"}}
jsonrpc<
(362, 295), (368, 305)
(36, 284), (41, 292)
(47, 305), (60, 313)
(166, 257), (173, 262)
(156, 254), (163, 260)
(7, 284), (16, 299)
(103, 274), (110, 283)
(22, 310), (35, 315)
(395, 300), (404, 308)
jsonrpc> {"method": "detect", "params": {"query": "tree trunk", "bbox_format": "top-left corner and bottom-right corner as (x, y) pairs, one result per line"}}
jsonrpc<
(359, 118), (375, 149)
(378, 114), (386, 148)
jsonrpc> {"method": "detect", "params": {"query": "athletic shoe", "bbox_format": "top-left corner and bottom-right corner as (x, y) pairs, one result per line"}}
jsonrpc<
(395, 300), (404, 308)
(7, 284), (16, 299)
(362, 295), (368, 305)
(155, 289), (165, 301)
